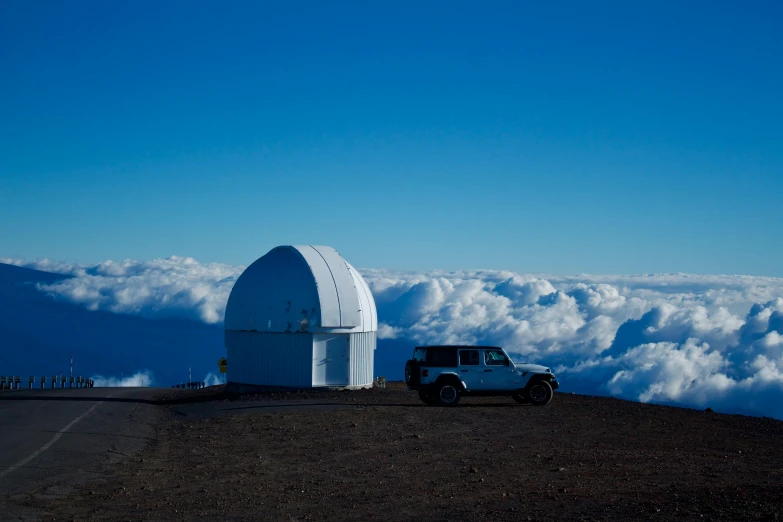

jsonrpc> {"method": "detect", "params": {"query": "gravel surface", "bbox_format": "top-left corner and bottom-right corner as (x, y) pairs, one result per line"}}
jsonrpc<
(32, 383), (783, 521)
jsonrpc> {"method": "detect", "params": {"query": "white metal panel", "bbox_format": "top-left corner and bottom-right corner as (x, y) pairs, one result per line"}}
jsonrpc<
(348, 331), (376, 386)
(309, 246), (362, 328)
(293, 246), (342, 328)
(346, 262), (377, 332)
(225, 330), (313, 388)
(312, 333), (349, 386)
(224, 247), (321, 332)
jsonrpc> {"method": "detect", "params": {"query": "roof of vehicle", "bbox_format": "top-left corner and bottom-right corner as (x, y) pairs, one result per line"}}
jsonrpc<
(415, 345), (503, 350)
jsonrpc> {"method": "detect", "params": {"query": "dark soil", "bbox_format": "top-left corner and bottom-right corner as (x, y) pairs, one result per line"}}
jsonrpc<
(36, 383), (783, 521)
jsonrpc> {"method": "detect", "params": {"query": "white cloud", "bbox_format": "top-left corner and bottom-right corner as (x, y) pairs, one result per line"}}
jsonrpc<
(91, 370), (154, 388)
(760, 331), (783, 347)
(377, 323), (403, 339)
(6, 257), (783, 418)
(605, 340), (731, 403)
(6, 256), (243, 324)
(204, 372), (226, 387)
(494, 276), (556, 306)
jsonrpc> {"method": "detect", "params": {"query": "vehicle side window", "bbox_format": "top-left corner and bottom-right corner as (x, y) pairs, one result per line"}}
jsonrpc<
(426, 348), (458, 366)
(484, 349), (509, 366)
(459, 350), (479, 366)
(413, 348), (426, 361)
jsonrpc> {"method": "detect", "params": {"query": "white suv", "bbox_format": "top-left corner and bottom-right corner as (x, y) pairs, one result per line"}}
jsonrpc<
(404, 345), (559, 406)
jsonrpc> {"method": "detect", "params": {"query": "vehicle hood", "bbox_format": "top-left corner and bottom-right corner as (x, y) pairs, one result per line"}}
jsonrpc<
(514, 363), (552, 374)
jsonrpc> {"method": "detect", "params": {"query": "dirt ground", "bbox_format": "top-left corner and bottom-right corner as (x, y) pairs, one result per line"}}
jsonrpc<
(29, 383), (783, 521)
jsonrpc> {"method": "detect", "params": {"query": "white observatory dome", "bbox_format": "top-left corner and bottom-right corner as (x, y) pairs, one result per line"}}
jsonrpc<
(223, 245), (377, 390)
(224, 245), (377, 333)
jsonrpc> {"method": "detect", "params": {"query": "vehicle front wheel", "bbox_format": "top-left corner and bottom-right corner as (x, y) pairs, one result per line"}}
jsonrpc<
(528, 380), (553, 406)
(435, 382), (461, 406)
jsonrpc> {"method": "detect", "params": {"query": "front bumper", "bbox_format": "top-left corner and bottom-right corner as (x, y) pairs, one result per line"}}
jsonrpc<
(550, 379), (560, 390)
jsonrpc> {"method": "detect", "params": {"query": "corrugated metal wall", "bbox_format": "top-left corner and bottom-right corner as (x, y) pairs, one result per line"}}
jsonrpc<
(348, 331), (376, 387)
(226, 330), (375, 388)
(225, 331), (313, 387)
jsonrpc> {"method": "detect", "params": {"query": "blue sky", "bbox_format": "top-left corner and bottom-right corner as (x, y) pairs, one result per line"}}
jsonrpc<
(1, 1), (781, 275)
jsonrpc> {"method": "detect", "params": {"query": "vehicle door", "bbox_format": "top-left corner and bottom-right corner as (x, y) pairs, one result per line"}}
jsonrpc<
(457, 349), (481, 390)
(480, 349), (516, 390)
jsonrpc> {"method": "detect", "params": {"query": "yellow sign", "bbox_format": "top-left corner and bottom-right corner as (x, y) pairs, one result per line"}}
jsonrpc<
(218, 357), (227, 373)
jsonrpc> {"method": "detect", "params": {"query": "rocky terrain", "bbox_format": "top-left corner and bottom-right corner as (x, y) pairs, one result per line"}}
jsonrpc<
(20, 383), (783, 520)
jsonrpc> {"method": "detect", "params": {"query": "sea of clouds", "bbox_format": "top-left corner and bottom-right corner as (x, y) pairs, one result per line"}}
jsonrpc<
(3, 256), (783, 418)
(91, 370), (154, 388)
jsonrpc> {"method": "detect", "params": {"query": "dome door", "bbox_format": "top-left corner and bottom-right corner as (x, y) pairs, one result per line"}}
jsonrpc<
(312, 333), (350, 386)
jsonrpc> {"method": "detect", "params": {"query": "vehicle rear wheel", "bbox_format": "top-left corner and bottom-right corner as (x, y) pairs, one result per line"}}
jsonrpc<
(528, 380), (553, 406)
(435, 382), (461, 406)
(512, 394), (527, 404)
(404, 361), (414, 385)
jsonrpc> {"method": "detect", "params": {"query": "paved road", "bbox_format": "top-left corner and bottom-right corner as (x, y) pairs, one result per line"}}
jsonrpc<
(0, 387), (356, 519)
(0, 387), (164, 520)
